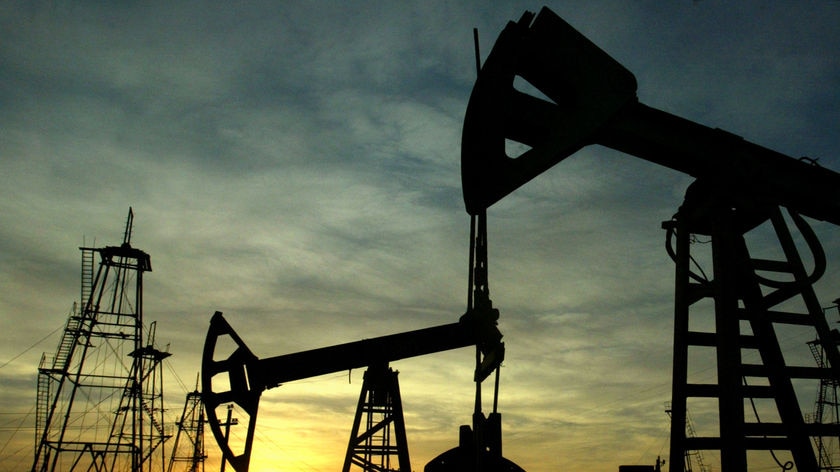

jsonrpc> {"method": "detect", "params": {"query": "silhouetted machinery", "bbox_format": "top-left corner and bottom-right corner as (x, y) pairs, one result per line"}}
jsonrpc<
(202, 228), (514, 472)
(462, 6), (840, 472)
(203, 6), (840, 472)
(202, 191), (519, 471)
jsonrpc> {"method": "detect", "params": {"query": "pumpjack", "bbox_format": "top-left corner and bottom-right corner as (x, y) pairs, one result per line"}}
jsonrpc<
(202, 6), (840, 472)
(462, 7), (840, 472)
(202, 182), (518, 471)
(201, 215), (513, 472)
(201, 283), (514, 472)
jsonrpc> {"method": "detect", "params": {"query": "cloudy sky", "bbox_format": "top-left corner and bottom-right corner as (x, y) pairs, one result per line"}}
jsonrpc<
(2, 1), (840, 471)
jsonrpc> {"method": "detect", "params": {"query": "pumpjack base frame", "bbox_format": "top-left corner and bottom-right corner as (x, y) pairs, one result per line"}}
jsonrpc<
(667, 195), (840, 471)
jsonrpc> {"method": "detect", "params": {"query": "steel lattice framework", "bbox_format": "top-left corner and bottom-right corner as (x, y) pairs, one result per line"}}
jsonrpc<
(33, 209), (171, 472)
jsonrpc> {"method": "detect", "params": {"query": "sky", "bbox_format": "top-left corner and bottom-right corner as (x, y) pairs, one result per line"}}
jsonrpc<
(2, 1), (840, 471)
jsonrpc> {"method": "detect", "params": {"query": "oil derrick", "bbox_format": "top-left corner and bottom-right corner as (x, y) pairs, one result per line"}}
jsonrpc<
(32, 208), (170, 472)
(167, 385), (206, 472)
(808, 302), (840, 471)
(342, 364), (410, 472)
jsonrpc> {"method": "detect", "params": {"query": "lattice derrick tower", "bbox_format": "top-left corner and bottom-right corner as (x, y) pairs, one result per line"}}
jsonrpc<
(167, 385), (206, 472)
(808, 302), (840, 471)
(32, 209), (170, 472)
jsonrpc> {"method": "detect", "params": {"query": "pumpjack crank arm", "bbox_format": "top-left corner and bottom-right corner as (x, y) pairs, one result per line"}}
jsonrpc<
(202, 310), (502, 472)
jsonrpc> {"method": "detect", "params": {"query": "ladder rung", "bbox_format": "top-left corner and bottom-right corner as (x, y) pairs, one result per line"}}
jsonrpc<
(685, 331), (717, 346)
(763, 286), (802, 309)
(744, 436), (791, 450)
(685, 436), (720, 450)
(744, 422), (788, 436)
(739, 309), (814, 326)
(686, 282), (714, 304)
(741, 363), (766, 376)
(750, 258), (793, 273)
(685, 383), (719, 397)
(805, 422), (840, 436)
(684, 383), (778, 399)
(685, 331), (759, 348)
(742, 364), (834, 380)
(786, 365), (835, 380)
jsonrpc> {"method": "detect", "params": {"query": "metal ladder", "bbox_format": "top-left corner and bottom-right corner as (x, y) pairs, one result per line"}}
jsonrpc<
(79, 248), (95, 312)
(667, 204), (840, 471)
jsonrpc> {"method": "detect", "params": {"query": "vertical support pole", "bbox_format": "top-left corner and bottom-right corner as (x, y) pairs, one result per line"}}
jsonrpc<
(667, 219), (689, 472)
(710, 213), (747, 471)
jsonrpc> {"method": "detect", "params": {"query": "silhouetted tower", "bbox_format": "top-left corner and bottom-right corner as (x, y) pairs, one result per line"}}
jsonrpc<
(167, 384), (206, 472)
(342, 364), (411, 472)
(809, 302), (840, 471)
(32, 209), (170, 472)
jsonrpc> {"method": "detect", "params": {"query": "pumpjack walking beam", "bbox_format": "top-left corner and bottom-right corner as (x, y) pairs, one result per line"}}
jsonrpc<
(462, 8), (840, 226)
(462, 7), (840, 471)
(202, 309), (503, 472)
